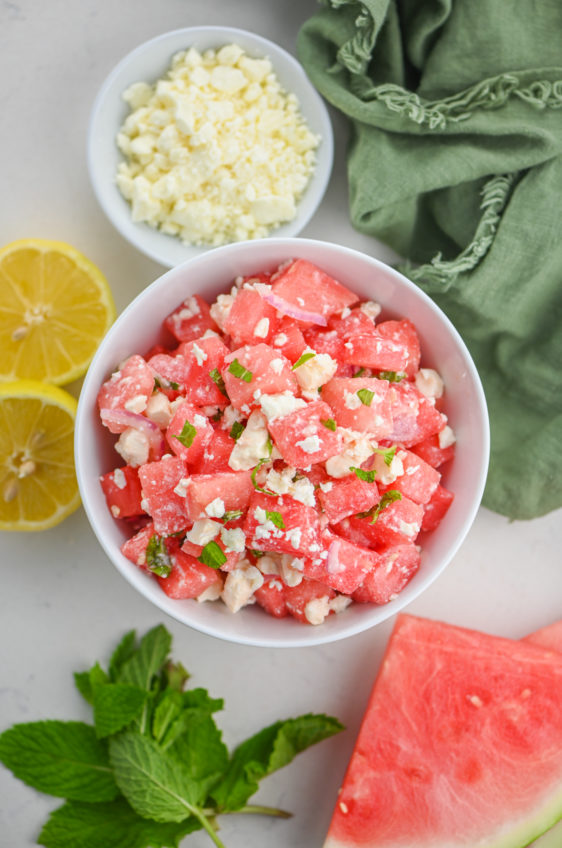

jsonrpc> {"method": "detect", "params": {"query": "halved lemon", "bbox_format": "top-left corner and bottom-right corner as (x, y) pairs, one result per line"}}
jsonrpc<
(0, 238), (116, 385)
(0, 380), (81, 531)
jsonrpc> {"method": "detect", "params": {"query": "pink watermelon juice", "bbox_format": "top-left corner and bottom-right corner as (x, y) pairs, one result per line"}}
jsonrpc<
(96, 259), (456, 625)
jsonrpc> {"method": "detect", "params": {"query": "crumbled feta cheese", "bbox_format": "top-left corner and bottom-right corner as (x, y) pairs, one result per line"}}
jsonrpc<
(220, 526), (246, 553)
(325, 428), (373, 478)
(372, 449), (405, 485)
(210, 293), (235, 330)
(359, 300), (382, 320)
(269, 357), (285, 375)
(173, 476), (190, 498)
(114, 427), (150, 467)
(415, 367), (444, 399)
(124, 394), (148, 414)
(116, 45), (320, 247)
(192, 343), (207, 365)
(193, 413), (208, 428)
(185, 519), (221, 546)
(319, 481), (333, 493)
(221, 404), (243, 431)
(145, 392), (173, 428)
(329, 595), (353, 615)
(273, 333), (288, 347)
(197, 581), (223, 602)
(259, 392), (306, 421)
(285, 527), (302, 549)
(304, 596), (332, 625)
(221, 563), (264, 613)
(112, 468), (127, 489)
(253, 317), (270, 338)
(293, 349), (337, 393)
(279, 554), (304, 586)
(344, 390), (362, 410)
(228, 410), (270, 471)
(264, 466), (316, 506)
(296, 434), (321, 454)
(205, 497), (225, 518)
(438, 425), (456, 449)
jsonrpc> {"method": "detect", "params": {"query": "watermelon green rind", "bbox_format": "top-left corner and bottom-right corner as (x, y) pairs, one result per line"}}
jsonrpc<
(325, 614), (562, 848)
(527, 819), (562, 848)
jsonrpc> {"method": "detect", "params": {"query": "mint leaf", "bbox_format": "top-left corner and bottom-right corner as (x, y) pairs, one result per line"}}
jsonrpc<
(167, 712), (228, 795)
(357, 387), (375, 406)
(93, 684), (148, 739)
(352, 367), (367, 378)
(229, 421), (244, 441)
(146, 535), (172, 577)
(38, 798), (200, 848)
(349, 466), (377, 483)
(211, 714), (343, 812)
(197, 540), (227, 569)
(321, 417), (336, 431)
(377, 370), (405, 382)
(109, 630), (137, 681)
(265, 510), (285, 529)
(173, 421), (197, 449)
(209, 368), (228, 397)
(109, 731), (204, 819)
(292, 351), (315, 370)
(0, 721), (118, 801)
(358, 489), (402, 523)
(372, 445), (397, 466)
(228, 358), (253, 382)
(73, 662), (108, 706)
(117, 625), (171, 693)
(222, 509), (243, 522)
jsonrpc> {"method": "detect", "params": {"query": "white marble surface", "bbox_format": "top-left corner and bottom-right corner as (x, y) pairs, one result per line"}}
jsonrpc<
(0, 2), (561, 847)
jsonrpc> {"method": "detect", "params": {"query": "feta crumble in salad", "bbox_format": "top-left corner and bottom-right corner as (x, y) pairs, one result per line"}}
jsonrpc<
(97, 259), (456, 625)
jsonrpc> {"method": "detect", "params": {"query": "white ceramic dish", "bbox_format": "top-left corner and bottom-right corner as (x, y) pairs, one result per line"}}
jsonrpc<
(75, 238), (489, 648)
(87, 26), (334, 268)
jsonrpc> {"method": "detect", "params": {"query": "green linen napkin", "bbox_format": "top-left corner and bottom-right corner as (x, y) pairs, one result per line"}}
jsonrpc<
(297, 0), (562, 520)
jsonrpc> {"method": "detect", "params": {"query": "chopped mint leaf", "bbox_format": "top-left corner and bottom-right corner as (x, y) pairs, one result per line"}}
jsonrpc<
(209, 368), (228, 397)
(228, 359), (253, 382)
(292, 351), (316, 370)
(265, 510), (285, 530)
(357, 388), (375, 406)
(229, 421), (245, 441)
(358, 489), (402, 523)
(377, 370), (406, 382)
(0, 720), (118, 802)
(197, 541), (227, 569)
(350, 466), (377, 483)
(169, 381), (180, 391)
(251, 549), (265, 558)
(146, 535), (172, 577)
(222, 509), (243, 522)
(250, 438), (275, 495)
(372, 445), (397, 466)
(321, 417), (337, 431)
(352, 367), (366, 378)
(173, 421), (197, 449)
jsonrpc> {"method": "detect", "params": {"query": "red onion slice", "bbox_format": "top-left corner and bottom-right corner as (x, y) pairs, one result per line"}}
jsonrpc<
(262, 291), (327, 326)
(100, 408), (166, 459)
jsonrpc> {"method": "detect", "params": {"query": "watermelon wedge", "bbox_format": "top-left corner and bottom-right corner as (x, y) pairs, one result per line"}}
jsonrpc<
(324, 614), (562, 848)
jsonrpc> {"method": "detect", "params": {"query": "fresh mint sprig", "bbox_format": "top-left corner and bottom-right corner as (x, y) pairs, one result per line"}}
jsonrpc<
(0, 625), (343, 848)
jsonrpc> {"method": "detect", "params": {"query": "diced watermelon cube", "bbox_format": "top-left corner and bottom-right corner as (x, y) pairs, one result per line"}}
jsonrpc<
(342, 331), (411, 372)
(163, 294), (218, 343)
(156, 549), (223, 599)
(254, 575), (289, 618)
(268, 400), (342, 467)
(166, 402), (213, 465)
(270, 317), (307, 363)
(190, 428), (237, 474)
(410, 433), (455, 468)
(222, 344), (297, 411)
(271, 259), (358, 320)
(137, 456), (189, 535)
(176, 335), (231, 407)
(421, 484), (455, 532)
(147, 352), (190, 394)
(386, 381), (447, 447)
(182, 471), (254, 521)
(303, 327), (347, 362)
(222, 287), (279, 346)
(374, 319), (421, 377)
(97, 355), (155, 431)
(243, 492), (321, 556)
(120, 521), (155, 569)
(100, 465), (144, 519)
(284, 577), (337, 624)
(352, 543), (421, 604)
(327, 306), (375, 337)
(360, 494), (424, 547)
(379, 449), (441, 505)
(317, 474), (380, 524)
(305, 531), (379, 594)
(321, 376), (393, 438)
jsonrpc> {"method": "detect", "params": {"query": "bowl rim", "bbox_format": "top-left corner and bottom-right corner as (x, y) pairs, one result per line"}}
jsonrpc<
(75, 237), (490, 647)
(87, 25), (334, 268)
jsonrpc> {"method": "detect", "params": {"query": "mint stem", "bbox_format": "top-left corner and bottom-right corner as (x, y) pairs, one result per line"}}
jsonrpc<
(192, 807), (226, 848)
(235, 803), (292, 819)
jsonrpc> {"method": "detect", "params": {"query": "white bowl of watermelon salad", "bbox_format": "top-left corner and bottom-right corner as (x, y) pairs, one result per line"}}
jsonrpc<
(75, 238), (489, 647)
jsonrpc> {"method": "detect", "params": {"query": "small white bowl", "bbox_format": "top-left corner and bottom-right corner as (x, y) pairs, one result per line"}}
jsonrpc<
(87, 26), (334, 268)
(75, 238), (489, 648)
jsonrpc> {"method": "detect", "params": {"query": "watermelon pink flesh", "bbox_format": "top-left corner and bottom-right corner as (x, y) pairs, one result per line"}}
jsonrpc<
(324, 614), (562, 848)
